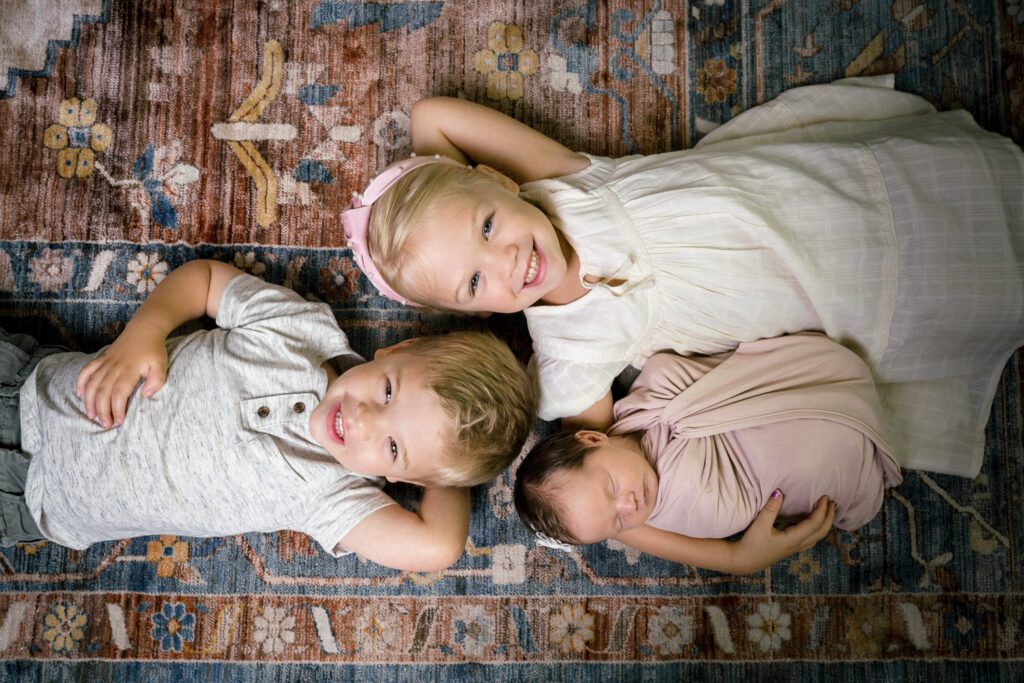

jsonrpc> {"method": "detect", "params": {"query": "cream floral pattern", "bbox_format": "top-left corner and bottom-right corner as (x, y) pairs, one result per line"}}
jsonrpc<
(473, 22), (539, 100)
(453, 604), (494, 657)
(43, 97), (113, 178)
(549, 603), (595, 653)
(252, 606), (296, 655)
(233, 251), (267, 277)
(29, 250), (74, 291)
(746, 602), (791, 652)
(647, 606), (694, 655)
(126, 252), (169, 294)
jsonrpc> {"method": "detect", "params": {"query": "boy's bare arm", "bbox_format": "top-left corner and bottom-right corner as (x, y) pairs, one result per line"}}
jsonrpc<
(75, 259), (243, 428)
(337, 486), (471, 572)
(617, 493), (836, 575)
(410, 96), (588, 184)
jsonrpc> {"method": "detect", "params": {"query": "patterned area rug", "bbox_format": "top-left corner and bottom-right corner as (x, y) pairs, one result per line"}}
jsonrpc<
(1, 1), (1023, 680)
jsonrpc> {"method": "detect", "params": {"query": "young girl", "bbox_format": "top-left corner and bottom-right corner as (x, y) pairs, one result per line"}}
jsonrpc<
(342, 74), (1024, 478)
(513, 333), (903, 563)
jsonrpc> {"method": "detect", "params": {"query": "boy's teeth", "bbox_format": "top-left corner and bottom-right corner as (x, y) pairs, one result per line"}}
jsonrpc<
(524, 250), (538, 285)
(334, 411), (345, 439)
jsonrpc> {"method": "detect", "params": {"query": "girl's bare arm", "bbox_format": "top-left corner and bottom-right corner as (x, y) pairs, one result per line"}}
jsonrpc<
(411, 96), (588, 183)
(617, 493), (836, 575)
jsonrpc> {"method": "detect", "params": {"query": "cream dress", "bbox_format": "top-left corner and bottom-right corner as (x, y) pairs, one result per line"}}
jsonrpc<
(521, 75), (1024, 477)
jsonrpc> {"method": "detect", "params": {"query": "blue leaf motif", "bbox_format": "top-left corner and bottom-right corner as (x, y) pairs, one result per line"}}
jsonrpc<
(133, 145), (155, 180)
(149, 190), (178, 229)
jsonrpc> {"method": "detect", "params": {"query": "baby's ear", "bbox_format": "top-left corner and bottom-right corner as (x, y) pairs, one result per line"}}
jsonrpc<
(574, 430), (607, 446)
(475, 164), (519, 195)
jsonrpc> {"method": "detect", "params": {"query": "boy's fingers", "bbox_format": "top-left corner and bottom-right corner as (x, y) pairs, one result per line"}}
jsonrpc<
(141, 365), (167, 397)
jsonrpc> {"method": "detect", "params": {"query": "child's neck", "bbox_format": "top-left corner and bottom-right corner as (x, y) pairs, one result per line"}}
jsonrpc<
(538, 230), (589, 306)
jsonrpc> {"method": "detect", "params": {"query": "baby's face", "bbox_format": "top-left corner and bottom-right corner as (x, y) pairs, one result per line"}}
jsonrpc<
(402, 183), (569, 313)
(308, 343), (451, 485)
(550, 434), (659, 544)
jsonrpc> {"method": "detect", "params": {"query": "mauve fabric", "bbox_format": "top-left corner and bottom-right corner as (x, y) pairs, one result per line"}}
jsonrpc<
(610, 333), (903, 538)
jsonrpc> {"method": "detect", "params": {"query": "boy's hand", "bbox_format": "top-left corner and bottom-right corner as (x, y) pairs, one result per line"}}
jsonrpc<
(732, 491), (835, 574)
(75, 320), (168, 429)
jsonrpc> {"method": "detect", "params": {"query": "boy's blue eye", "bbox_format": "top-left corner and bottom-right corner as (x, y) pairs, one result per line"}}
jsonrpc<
(482, 217), (493, 239)
(470, 272), (480, 296)
(384, 379), (392, 404)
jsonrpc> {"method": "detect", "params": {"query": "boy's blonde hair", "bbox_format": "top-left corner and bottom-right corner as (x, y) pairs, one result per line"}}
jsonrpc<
(397, 330), (536, 486)
(367, 164), (506, 307)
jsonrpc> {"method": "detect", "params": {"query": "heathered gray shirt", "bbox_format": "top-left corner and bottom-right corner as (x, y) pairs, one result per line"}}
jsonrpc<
(19, 274), (394, 553)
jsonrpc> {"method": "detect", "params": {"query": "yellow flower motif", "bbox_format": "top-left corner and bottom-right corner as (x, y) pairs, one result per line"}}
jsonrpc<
(695, 58), (737, 104)
(788, 552), (822, 581)
(146, 535), (191, 578)
(42, 603), (87, 653)
(17, 540), (47, 555)
(43, 97), (113, 178)
(473, 22), (539, 100)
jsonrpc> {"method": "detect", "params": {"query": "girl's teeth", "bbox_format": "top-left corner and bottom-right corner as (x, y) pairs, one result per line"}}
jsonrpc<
(524, 250), (539, 285)
(334, 411), (345, 439)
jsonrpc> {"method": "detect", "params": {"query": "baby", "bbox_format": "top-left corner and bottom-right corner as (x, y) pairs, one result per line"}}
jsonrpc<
(514, 334), (902, 571)
(1, 259), (536, 571)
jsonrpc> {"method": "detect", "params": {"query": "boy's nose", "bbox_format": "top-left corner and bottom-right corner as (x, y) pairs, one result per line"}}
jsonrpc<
(352, 402), (377, 441)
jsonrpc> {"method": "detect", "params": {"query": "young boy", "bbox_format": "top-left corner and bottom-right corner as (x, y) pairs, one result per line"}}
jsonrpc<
(514, 334), (900, 574)
(1, 259), (536, 571)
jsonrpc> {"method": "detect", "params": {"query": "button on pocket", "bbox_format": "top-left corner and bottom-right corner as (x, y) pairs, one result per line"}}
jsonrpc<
(257, 406), (270, 418)
(293, 402), (305, 414)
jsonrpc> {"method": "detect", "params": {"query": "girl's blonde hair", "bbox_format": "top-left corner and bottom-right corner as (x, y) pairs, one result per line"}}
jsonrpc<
(366, 164), (505, 307)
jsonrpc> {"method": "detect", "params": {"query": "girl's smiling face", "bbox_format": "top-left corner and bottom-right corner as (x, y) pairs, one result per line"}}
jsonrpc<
(399, 181), (574, 313)
(547, 432), (659, 544)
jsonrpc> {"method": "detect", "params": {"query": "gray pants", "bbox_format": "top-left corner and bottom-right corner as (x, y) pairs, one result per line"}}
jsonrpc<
(0, 329), (62, 546)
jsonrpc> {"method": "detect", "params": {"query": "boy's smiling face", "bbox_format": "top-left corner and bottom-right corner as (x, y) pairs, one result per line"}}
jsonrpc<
(309, 341), (452, 485)
(548, 432), (659, 544)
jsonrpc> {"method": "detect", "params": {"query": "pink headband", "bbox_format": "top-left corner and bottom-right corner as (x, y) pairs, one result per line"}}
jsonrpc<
(342, 153), (467, 306)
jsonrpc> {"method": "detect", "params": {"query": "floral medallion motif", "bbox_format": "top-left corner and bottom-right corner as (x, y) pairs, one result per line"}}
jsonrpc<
(151, 601), (196, 653)
(473, 22), (539, 100)
(145, 535), (190, 578)
(252, 606), (296, 656)
(695, 57), (737, 104)
(42, 603), (88, 653)
(43, 97), (112, 178)
(746, 602), (791, 652)
(549, 603), (595, 653)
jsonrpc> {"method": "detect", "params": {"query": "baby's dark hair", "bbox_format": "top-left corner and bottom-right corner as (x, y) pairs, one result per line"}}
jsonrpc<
(513, 429), (599, 546)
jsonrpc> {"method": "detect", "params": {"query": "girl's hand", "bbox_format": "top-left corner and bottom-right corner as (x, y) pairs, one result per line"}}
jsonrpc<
(75, 321), (168, 429)
(732, 492), (836, 574)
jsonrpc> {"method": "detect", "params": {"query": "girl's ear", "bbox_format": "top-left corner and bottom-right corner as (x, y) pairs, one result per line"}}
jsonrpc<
(475, 164), (520, 195)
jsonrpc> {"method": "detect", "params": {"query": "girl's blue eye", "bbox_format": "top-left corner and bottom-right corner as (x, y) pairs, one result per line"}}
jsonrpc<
(384, 379), (392, 404)
(482, 217), (493, 239)
(470, 272), (481, 296)
(389, 438), (398, 462)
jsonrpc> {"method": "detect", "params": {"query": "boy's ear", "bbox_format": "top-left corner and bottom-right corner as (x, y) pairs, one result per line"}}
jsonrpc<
(374, 337), (419, 359)
(475, 164), (519, 195)
(574, 430), (607, 446)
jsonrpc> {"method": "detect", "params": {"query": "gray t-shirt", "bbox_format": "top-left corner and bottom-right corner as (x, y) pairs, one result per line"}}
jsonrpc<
(19, 274), (394, 553)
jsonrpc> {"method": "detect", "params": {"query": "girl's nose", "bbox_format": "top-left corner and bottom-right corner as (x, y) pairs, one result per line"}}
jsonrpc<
(501, 242), (519, 282)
